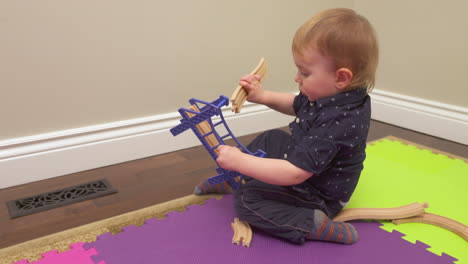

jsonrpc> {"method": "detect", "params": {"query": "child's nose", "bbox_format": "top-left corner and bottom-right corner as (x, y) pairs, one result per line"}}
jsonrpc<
(294, 73), (301, 84)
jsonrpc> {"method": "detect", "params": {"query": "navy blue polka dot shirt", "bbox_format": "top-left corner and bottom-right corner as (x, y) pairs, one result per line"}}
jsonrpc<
(285, 88), (371, 205)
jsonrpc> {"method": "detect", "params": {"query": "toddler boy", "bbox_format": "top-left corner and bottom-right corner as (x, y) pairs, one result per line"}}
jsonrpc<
(195, 8), (378, 245)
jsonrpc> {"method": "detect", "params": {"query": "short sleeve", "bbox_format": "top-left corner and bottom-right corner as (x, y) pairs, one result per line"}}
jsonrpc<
(286, 137), (339, 174)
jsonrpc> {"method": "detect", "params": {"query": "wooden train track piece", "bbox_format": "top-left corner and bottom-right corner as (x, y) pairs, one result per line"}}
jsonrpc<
(171, 96), (266, 190)
(187, 104), (220, 155)
(230, 57), (268, 113)
(333, 202), (429, 222)
(393, 213), (468, 242)
(231, 217), (252, 247)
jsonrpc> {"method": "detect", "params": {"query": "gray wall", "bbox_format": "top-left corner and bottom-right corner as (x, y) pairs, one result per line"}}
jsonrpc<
(0, 0), (351, 140)
(355, 0), (468, 106)
(1, 0), (466, 141)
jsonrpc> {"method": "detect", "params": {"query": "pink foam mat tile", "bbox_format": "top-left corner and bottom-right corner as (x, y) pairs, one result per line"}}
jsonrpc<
(12, 242), (105, 264)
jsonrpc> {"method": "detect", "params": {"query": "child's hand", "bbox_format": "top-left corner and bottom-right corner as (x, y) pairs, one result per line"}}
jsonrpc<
(216, 145), (243, 171)
(239, 74), (265, 104)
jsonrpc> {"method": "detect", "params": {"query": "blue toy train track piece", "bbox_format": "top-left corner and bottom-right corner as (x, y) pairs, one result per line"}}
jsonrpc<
(170, 96), (229, 137)
(170, 95), (265, 190)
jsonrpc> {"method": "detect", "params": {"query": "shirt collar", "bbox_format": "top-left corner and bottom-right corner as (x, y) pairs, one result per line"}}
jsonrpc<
(314, 88), (368, 108)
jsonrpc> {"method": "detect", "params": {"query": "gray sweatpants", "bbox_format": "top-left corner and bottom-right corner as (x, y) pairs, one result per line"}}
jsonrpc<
(233, 129), (342, 244)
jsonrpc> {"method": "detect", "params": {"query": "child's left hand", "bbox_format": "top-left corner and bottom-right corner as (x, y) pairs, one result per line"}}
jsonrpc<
(216, 145), (243, 171)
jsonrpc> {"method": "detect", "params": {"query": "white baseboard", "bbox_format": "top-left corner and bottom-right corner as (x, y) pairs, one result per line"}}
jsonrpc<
(1, 90), (466, 189)
(0, 102), (292, 189)
(370, 89), (468, 145)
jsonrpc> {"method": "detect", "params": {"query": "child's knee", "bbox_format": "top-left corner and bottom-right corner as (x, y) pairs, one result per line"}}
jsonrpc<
(233, 187), (261, 221)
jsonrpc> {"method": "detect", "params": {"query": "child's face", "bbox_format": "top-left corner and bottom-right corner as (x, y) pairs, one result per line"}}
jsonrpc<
(293, 47), (339, 101)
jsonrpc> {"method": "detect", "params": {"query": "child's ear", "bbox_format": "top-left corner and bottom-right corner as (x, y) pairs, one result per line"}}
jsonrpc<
(335, 68), (353, 90)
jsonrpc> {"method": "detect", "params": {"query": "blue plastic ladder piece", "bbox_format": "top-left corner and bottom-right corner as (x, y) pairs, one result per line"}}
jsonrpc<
(170, 95), (266, 190)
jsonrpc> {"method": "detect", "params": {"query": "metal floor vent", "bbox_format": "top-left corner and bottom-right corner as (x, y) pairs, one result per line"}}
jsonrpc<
(7, 179), (117, 219)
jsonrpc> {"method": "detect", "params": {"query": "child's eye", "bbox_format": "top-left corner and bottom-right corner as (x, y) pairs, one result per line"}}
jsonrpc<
(301, 72), (310, 77)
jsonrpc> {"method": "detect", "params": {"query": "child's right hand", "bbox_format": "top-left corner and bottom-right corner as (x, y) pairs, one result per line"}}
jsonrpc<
(239, 74), (265, 104)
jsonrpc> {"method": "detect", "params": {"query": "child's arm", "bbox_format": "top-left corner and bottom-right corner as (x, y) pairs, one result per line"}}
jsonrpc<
(216, 145), (313, 186)
(240, 74), (296, 116)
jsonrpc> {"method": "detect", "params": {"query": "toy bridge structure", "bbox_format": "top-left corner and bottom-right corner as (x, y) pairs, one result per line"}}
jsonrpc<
(170, 95), (265, 190)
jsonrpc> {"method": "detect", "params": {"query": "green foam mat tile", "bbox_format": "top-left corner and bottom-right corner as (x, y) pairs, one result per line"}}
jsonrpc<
(346, 138), (467, 263)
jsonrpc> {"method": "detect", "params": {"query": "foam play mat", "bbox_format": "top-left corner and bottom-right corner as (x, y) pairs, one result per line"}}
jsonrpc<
(346, 137), (467, 263)
(0, 137), (466, 264)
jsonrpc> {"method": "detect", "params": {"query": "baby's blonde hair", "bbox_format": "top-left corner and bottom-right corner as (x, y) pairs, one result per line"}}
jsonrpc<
(292, 8), (379, 91)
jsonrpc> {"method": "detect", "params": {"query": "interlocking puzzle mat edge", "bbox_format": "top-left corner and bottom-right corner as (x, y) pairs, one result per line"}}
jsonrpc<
(0, 194), (222, 264)
(346, 136), (467, 264)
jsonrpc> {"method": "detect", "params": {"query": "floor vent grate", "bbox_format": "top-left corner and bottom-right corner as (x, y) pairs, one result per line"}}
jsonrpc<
(7, 179), (117, 219)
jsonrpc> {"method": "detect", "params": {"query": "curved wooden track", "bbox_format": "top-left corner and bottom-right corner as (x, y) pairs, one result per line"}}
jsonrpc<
(230, 57), (267, 113)
(231, 217), (252, 247)
(333, 202), (428, 222)
(393, 213), (468, 242)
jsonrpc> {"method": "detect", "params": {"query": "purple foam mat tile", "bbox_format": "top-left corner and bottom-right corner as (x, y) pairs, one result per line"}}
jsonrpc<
(411, 241), (459, 263)
(121, 224), (139, 232)
(371, 229), (458, 263)
(85, 195), (454, 264)
(413, 240), (430, 250)
(440, 253), (459, 263)
(93, 232), (114, 241)
(164, 210), (181, 218)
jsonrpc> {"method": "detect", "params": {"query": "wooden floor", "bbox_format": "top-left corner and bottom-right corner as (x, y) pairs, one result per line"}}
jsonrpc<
(0, 120), (466, 249)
